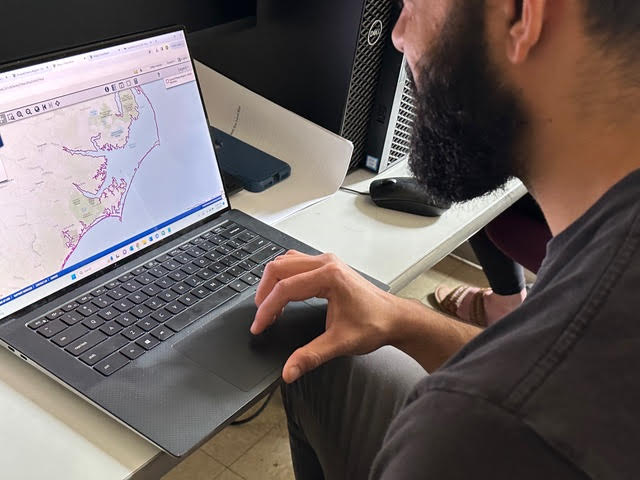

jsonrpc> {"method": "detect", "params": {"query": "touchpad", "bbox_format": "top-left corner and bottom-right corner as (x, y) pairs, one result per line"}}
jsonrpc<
(173, 297), (326, 392)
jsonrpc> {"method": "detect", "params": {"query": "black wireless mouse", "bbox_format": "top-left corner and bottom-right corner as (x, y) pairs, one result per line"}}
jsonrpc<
(369, 177), (451, 217)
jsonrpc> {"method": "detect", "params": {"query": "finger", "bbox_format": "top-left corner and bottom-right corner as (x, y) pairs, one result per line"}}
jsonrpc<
(282, 331), (343, 383)
(251, 266), (331, 334)
(254, 253), (326, 306)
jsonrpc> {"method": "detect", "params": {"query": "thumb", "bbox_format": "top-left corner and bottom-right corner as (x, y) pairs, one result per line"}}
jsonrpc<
(282, 332), (343, 383)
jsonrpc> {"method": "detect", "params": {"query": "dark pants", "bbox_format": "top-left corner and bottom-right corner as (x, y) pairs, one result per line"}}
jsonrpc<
(469, 194), (551, 295)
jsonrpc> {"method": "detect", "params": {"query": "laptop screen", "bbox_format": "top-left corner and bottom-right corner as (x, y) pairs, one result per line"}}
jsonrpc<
(0, 29), (229, 319)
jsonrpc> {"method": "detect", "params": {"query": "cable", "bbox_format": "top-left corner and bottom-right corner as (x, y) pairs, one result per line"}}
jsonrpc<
(339, 186), (370, 196)
(230, 388), (276, 426)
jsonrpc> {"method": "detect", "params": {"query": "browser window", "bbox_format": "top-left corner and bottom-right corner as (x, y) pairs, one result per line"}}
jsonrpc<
(0, 30), (228, 319)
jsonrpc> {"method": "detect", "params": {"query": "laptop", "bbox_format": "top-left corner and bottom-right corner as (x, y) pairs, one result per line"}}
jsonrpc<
(0, 27), (379, 457)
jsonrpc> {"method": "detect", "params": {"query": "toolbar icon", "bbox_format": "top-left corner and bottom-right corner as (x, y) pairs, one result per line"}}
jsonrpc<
(0, 114), (6, 125)
(41, 104), (47, 111)
(126, 80), (131, 87)
(118, 82), (124, 89)
(105, 87), (110, 93)
(25, 108), (32, 115)
(111, 84), (116, 92)
(8, 113), (15, 121)
(133, 78), (139, 85)
(54, 100), (60, 107)
(16, 111), (23, 118)
(34, 106), (40, 113)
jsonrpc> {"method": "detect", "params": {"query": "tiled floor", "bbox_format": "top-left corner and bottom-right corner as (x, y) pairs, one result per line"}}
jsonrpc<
(161, 255), (486, 480)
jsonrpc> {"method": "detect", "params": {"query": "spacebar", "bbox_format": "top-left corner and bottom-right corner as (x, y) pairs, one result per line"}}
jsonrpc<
(165, 286), (238, 332)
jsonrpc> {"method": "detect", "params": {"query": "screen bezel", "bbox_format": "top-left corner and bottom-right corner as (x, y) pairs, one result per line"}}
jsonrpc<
(0, 25), (233, 322)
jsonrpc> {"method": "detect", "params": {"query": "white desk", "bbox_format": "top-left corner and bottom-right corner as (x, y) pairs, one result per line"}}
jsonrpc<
(0, 168), (526, 479)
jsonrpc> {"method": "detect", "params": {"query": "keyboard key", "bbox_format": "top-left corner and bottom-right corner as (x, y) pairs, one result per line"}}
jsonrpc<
(136, 274), (155, 285)
(204, 280), (222, 292)
(91, 287), (108, 297)
(227, 265), (246, 277)
(137, 318), (159, 332)
(105, 280), (121, 290)
(154, 277), (175, 289)
(196, 269), (215, 280)
(127, 291), (149, 305)
(122, 325), (144, 341)
(181, 264), (199, 275)
(107, 288), (127, 300)
(226, 239), (243, 250)
(173, 253), (193, 265)
(151, 309), (171, 323)
(76, 304), (97, 317)
(219, 257), (236, 267)
(250, 246), (285, 264)
(82, 315), (105, 330)
(183, 276), (202, 288)
(190, 237), (205, 245)
(191, 287), (212, 299)
(243, 237), (268, 253)
(65, 331), (107, 356)
(27, 317), (48, 329)
(75, 294), (93, 304)
(136, 334), (160, 351)
(240, 273), (260, 286)
(94, 353), (130, 376)
(113, 299), (135, 312)
(168, 248), (182, 257)
(100, 321), (124, 336)
(141, 284), (162, 297)
(165, 301), (186, 315)
(120, 344), (145, 360)
(186, 247), (206, 258)
(92, 296), (113, 309)
(216, 272), (234, 284)
(237, 230), (256, 243)
(132, 267), (146, 276)
(192, 257), (212, 269)
(231, 250), (250, 261)
(229, 280), (250, 293)
(130, 305), (152, 319)
(98, 307), (119, 321)
(52, 324), (89, 347)
(147, 266), (169, 278)
(163, 260), (181, 271)
(151, 326), (174, 341)
(122, 280), (143, 293)
(144, 297), (166, 310)
(61, 301), (79, 312)
(200, 231), (214, 240)
(178, 294), (197, 307)
(81, 335), (128, 366)
(252, 264), (267, 277)
(171, 282), (189, 295)
(156, 254), (172, 263)
(37, 320), (66, 338)
(144, 260), (159, 269)
(166, 287), (237, 332)
(168, 270), (187, 282)
(205, 251), (224, 262)
(61, 311), (83, 326)
(221, 225), (242, 238)
(47, 310), (64, 320)
(209, 262), (227, 274)
(216, 245), (234, 255)
(115, 313), (137, 327)
(118, 273), (134, 283)
(159, 290), (178, 302)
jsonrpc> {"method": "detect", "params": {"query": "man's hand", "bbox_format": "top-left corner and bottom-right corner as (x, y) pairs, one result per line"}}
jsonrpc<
(252, 250), (400, 383)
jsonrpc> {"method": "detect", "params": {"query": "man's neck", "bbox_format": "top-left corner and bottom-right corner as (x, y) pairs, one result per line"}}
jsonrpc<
(528, 118), (640, 237)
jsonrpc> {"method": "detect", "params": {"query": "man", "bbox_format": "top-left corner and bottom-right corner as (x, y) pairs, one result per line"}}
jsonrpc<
(251, 0), (640, 478)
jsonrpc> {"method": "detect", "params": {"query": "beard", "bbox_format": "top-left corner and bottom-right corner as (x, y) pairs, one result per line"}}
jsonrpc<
(408, 1), (529, 204)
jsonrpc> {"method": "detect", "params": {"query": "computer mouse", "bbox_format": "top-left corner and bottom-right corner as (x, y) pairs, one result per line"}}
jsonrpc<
(369, 177), (451, 217)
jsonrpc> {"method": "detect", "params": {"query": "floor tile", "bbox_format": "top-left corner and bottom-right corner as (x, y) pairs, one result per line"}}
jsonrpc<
(161, 450), (225, 480)
(215, 468), (245, 480)
(230, 422), (295, 480)
(201, 390), (287, 467)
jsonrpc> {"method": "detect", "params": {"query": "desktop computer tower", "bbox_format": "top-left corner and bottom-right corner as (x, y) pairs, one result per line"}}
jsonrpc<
(190, 0), (416, 172)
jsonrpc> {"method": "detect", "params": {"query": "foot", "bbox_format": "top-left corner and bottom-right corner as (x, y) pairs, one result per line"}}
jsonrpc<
(434, 285), (526, 327)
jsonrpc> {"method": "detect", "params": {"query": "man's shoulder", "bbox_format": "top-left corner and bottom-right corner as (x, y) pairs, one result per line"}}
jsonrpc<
(371, 387), (587, 479)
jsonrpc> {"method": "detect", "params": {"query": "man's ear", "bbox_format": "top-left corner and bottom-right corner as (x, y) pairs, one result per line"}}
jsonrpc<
(506, 0), (548, 64)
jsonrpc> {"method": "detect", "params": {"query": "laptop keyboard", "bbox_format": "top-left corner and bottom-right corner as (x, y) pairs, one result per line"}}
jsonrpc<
(25, 222), (285, 377)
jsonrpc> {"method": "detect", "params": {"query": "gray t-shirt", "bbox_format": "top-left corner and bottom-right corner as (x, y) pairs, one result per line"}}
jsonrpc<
(372, 169), (640, 479)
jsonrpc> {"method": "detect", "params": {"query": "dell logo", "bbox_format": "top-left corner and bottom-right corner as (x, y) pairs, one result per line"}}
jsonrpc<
(368, 20), (383, 46)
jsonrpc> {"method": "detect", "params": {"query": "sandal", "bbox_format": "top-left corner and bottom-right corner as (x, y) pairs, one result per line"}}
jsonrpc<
(433, 285), (491, 327)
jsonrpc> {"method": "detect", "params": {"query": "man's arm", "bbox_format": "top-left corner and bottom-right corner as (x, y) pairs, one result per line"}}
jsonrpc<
(251, 250), (482, 381)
